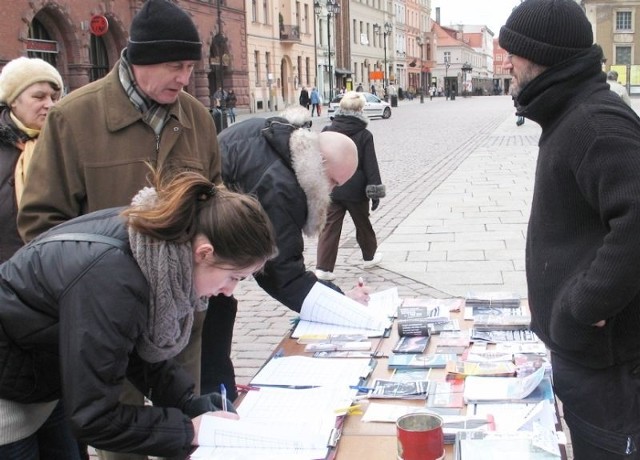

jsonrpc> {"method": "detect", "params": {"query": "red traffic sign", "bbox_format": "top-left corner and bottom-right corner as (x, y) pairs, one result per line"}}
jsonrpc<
(90, 15), (109, 36)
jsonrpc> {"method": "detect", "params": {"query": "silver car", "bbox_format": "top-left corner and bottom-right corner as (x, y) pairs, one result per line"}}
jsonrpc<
(328, 92), (392, 119)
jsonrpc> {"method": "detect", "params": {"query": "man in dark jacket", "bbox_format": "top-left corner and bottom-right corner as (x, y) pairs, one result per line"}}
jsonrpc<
(501, 1), (640, 458)
(315, 91), (385, 280)
(201, 106), (368, 398)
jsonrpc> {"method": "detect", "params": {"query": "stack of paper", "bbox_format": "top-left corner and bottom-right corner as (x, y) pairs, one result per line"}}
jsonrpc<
(465, 291), (521, 309)
(462, 367), (546, 403)
(191, 386), (355, 459)
(250, 355), (375, 389)
(292, 283), (391, 338)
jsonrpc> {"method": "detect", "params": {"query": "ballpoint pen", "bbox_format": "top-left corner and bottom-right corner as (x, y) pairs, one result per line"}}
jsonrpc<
(220, 384), (228, 412)
(350, 385), (375, 392)
(236, 384), (261, 392)
(358, 277), (365, 287)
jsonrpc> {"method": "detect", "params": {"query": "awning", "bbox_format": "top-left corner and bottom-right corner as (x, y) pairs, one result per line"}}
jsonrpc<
(334, 68), (352, 75)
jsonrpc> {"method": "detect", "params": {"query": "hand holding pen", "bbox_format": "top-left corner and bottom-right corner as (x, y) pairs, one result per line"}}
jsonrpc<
(346, 277), (371, 305)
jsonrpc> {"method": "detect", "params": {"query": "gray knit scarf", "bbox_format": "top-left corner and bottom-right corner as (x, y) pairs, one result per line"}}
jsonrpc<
(128, 187), (207, 363)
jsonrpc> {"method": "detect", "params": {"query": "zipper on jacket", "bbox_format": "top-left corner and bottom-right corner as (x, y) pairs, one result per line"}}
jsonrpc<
(155, 134), (160, 153)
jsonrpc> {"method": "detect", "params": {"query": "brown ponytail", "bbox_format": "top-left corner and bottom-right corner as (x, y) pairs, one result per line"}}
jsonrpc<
(122, 168), (277, 269)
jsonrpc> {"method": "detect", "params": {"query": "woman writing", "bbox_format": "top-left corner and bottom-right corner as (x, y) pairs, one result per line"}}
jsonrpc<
(0, 169), (277, 458)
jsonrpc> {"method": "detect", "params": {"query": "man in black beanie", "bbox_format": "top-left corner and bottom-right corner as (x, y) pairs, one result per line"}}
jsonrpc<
(500, 1), (640, 459)
(18, 1), (222, 459)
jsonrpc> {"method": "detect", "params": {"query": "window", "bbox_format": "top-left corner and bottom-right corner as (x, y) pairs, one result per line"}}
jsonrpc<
(306, 57), (311, 85)
(263, 0), (269, 24)
(266, 52), (271, 83)
(251, 0), (257, 22)
(353, 19), (357, 43)
(254, 51), (260, 86)
(28, 18), (57, 67)
(89, 34), (109, 82)
(616, 11), (632, 31)
(304, 4), (309, 34)
(298, 56), (302, 84)
(615, 46), (632, 65)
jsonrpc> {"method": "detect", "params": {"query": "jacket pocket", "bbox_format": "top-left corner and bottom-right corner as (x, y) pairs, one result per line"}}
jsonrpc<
(550, 304), (614, 359)
(0, 340), (60, 403)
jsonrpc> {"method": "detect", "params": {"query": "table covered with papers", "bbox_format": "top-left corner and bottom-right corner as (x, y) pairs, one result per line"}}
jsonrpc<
(189, 289), (568, 460)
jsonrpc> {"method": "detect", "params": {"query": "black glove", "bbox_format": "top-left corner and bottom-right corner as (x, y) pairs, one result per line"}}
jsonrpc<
(371, 199), (380, 211)
(182, 392), (237, 418)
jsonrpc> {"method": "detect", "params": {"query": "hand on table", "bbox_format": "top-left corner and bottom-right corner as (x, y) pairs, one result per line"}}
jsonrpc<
(192, 411), (240, 445)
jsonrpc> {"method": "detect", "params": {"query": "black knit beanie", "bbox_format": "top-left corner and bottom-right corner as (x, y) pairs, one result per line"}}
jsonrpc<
(127, 0), (202, 65)
(499, 0), (593, 67)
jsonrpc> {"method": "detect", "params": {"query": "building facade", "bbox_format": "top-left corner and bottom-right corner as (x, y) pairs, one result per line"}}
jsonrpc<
(582, 0), (639, 94)
(493, 38), (511, 95)
(0, 0), (248, 109)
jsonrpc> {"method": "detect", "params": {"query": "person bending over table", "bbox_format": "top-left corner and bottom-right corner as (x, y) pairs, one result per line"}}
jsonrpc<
(0, 169), (277, 458)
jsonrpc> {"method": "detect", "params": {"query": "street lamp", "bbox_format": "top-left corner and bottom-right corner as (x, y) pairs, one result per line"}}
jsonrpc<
(444, 55), (451, 99)
(416, 35), (423, 95)
(315, 0), (340, 102)
(373, 22), (392, 92)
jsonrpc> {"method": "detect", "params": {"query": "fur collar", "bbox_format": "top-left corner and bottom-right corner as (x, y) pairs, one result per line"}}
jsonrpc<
(333, 109), (369, 125)
(288, 128), (331, 237)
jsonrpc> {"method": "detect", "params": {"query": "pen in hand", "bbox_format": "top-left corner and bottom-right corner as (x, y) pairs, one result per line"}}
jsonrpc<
(358, 277), (365, 288)
(220, 384), (228, 412)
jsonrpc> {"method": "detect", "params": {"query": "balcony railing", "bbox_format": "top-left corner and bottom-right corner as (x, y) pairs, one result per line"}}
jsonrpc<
(279, 24), (301, 42)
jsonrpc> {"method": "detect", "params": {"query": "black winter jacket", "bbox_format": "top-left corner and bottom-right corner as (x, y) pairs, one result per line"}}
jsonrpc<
(0, 208), (195, 456)
(521, 45), (640, 369)
(0, 106), (28, 263)
(218, 117), (330, 310)
(323, 112), (384, 202)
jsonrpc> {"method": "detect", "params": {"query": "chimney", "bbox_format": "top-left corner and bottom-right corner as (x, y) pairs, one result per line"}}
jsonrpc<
(436, 7), (440, 25)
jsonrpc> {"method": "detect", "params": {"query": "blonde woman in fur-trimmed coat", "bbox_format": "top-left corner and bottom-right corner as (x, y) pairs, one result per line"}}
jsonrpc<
(315, 91), (385, 280)
(200, 106), (370, 399)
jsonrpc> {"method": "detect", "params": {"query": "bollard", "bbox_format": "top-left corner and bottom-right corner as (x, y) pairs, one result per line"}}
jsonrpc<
(420, 93), (424, 104)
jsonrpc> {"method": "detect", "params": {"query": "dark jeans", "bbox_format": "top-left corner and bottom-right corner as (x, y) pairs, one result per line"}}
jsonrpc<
(0, 400), (84, 460)
(552, 352), (640, 459)
(201, 294), (239, 402)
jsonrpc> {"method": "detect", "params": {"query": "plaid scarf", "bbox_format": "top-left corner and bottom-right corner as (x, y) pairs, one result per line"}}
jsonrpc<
(118, 50), (170, 136)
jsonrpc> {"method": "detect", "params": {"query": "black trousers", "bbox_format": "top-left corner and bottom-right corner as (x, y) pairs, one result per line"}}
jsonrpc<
(552, 352), (640, 459)
(201, 294), (239, 402)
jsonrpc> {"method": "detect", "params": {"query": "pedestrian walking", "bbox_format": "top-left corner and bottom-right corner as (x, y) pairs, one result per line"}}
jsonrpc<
(310, 87), (322, 116)
(213, 86), (227, 109)
(315, 91), (385, 280)
(299, 86), (310, 109)
(226, 88), (237, 123)
(606, 70), (632, 107)
(500, 0), (640, 458)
